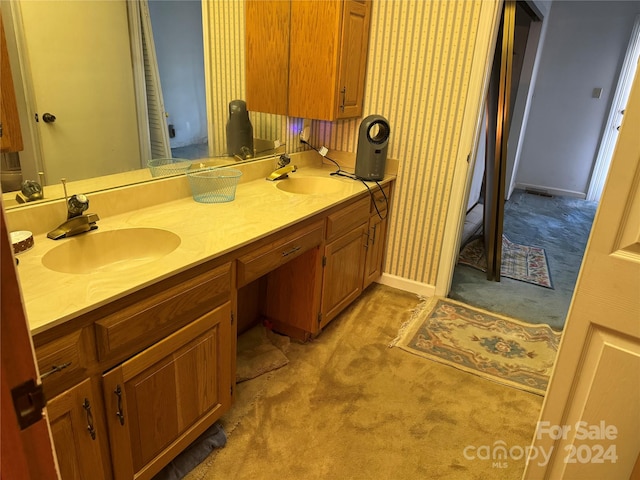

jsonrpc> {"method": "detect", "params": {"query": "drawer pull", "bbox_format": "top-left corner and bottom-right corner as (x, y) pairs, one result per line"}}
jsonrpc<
(282, 245), (301, 257)
(82, 398), (97, 440)
(114, 385), (125, 426)
(40, 362), (72, 379)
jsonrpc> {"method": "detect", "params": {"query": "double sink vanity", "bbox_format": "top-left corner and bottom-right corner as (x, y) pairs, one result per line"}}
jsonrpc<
(7, 151), (395, 480)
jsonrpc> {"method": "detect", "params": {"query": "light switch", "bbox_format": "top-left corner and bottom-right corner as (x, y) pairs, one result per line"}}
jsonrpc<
(592, 88), (603, 99)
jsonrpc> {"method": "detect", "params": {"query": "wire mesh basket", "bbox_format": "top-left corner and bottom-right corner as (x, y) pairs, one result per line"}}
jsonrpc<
(186, 168), (243, 203)
(147, 158), (192, 177)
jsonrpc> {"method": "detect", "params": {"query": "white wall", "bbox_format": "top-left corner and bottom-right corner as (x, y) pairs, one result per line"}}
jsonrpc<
(515, 0), (640, 197)
(148, 0), (207, 149)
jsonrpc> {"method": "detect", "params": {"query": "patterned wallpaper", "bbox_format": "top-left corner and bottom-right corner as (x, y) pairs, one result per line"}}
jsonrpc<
(206, 0), (500, 288)
(313, 0), (500, 287)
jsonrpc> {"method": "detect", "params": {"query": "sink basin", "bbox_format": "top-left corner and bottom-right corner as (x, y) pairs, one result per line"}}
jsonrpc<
(42, 228), (181, 274)
(275, 176), (345, 195)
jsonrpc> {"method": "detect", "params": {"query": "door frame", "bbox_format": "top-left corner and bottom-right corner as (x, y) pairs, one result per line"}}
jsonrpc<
(586, 14), (640, 202)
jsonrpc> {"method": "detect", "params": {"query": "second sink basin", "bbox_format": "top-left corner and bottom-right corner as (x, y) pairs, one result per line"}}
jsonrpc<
(275, 176), (345, 195)
(42, 228), (181, 274)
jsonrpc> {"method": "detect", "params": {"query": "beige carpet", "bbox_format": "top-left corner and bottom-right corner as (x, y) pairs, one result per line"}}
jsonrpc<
(185, 284), (544, 480)
(236, 325), (290, 383)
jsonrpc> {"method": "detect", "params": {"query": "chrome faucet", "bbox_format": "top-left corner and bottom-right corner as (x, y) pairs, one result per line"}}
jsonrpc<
(266, 154), (297, 181)
(47, 179), (100, 240)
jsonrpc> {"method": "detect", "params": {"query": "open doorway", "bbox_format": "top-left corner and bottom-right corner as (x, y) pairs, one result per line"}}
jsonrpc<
(449, 1), (640, 330)
(146, 0), (208, 160)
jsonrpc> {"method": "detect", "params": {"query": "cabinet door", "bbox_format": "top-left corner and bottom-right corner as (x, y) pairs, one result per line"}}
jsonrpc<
(245, 0), (290, 115)
(321, 223), (367, 328)
(47, 378), (111, 480)
(103, 303), (232, 480)
(363, 213), (387, 289)
(335, 0), (371, 119)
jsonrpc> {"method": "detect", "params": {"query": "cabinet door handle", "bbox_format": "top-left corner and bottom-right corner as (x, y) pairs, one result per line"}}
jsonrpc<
(114, 385), (125, 426)
(340, 87), (346, 112)
(40, 362), (71, 379)
(82, 398), (97, 440)
(371, 224), (378, 245)
(282, 245), (301, 257)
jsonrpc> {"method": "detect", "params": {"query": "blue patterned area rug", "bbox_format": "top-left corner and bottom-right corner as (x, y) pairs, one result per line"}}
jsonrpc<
(390, 297), (561, 395)
(458, 234), (553, 289)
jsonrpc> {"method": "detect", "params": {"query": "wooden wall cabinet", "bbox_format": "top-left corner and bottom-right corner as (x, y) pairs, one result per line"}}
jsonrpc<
(246, 0), (372, 121)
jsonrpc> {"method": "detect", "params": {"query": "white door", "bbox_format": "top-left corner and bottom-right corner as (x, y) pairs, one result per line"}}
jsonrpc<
(19, 0), (141, 184)
(523, 69), (640, 478)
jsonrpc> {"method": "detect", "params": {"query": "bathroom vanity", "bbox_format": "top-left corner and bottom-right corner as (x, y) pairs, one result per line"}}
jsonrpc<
(9, 158), (394, 480)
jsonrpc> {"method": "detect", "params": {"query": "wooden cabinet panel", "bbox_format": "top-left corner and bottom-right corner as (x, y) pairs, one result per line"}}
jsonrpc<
(245, 0), (290, 115)
(335, 0), (371, 119)
(263, 246), (323, 341)
(103, 303), (232, 480)
(321, 223), (367, 328)
(247, 0), (371, 121)
(363, 213), (387, 289)
(370, 183), (391, 215)
(325, 196), (369, 241)
(47, 378), (111, 480)
(95, 262), (231, 362)
(237, 221), (324, 287)
(36, 327), (95, 398)
(288, 0), (342, 121)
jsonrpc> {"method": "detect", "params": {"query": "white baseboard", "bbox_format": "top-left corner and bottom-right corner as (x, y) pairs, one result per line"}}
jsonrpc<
(376, 273), (436, 297)
(514, 182), (586, 199)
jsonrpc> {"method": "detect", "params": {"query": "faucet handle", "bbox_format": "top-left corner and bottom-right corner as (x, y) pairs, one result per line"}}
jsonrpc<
(277, 154), (290, 168)
(67, 194), (89, 218)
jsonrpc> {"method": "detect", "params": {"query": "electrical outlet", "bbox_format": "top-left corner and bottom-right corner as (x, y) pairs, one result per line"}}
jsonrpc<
(299, 118), (311, 143)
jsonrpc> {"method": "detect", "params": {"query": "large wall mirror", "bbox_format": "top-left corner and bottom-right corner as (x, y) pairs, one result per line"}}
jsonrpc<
(0, 0), (298, 210)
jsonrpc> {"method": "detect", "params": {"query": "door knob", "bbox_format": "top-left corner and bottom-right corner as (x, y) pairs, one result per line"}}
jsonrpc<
(42, 113), (56, 123)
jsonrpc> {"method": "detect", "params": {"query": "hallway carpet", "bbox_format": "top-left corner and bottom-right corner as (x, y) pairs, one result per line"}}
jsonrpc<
(450, 190), (598, 330)
(184, 284), (543, 480)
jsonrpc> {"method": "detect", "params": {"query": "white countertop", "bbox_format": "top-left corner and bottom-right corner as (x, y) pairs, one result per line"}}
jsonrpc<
(16, 165), (392, 335)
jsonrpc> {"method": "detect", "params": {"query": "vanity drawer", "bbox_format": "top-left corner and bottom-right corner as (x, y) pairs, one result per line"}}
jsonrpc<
(325, 196), (370, 242)
(371, 184), (391, 215)
(36, 327), (94, 396)
(237, 221), (324, 287)
(94, 261), (232, 363)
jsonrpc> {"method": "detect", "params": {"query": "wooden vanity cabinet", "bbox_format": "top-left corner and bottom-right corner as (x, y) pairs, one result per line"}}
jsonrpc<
(320, 196), (370, 328)
(103, 303), (232, 480)
(34, 259), (236, 480)
(47, 377), (112, 480)
(363, 183), (391, 289)
(246, 0), (372, 121)
(238, 220), (325, 341)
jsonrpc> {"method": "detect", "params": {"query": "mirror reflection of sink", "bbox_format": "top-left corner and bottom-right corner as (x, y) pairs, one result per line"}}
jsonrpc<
(275, 177), (345, 195)
(42, 228), (181, 274)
